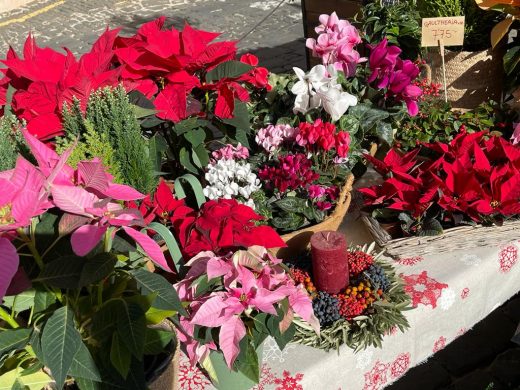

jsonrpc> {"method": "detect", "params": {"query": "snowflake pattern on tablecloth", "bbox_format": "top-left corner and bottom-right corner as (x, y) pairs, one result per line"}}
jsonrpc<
(438, 288), (455, 310)
(397, 256), (424, 266)
(253, 364), (277, 390)
(498, 244), (518, 273)
(390, 353), (411, 379)
(274, 370), (304, 390)
(433, 336), (446, 353)
(461, 287), (470, 299)
(456, 328), (467, 337)
(363, 361), (390, 390)
(356, 349), (374, 369)
(178, 357), (211, 390)
(384, 326), (398, 337)
(263, 337), (296, 363)
(402, 271), (448, 309)
(459, 254), (482, 266)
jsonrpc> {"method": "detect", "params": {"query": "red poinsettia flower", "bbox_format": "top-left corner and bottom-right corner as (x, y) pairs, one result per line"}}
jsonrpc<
(238, 54), (271, 91)
(364, 148), (420, 176)
(2, 29), (121, 140)
(474, 165), (520, 216)
(178, 199), (286, 258)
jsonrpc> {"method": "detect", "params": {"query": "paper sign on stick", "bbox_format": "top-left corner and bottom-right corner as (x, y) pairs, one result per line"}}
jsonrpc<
(421, 16), (465, 47)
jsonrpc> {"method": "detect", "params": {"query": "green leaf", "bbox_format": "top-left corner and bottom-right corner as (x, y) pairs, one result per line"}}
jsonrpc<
(275, 197), (306, 213)
(173, 117), (199, 136)
(339, 115), (360, 134)
(79, 253), (117, 286)
(375, 121), (393, 145)
(205, 61), (253, 83)
(179, 147), (198, 173)
(145, 308), (175, 325)
(271, 214), (305, 231)
(0, 329), (31, 356)
(33, 291), (56, 314)
(143, 328), (173, 355)
(184, 128), (206, 147)
(193, 144), (210, 168)
(0, 369), (51, 390)
(115, 300), (146, 359)
(418, 218), (443, 236)
(222, 101), (250, 132)
(2, 290), (35, 313)
(132, 105), (157, 119)
(68, 341), (101, 382)
(148, 134), (168, 175)
(234, 128), (250, 148)
(110, 333), (131, 379)
(35, 255), (85, 288)
(34, 211), (60, 253)
(235, 340), (260, 384)
(41, 306), (82, 389)
(142, 222), (184, 274)
(173, 174), (206, 208)
(131, 268), (186, 315)
(504, 46), (520, 76)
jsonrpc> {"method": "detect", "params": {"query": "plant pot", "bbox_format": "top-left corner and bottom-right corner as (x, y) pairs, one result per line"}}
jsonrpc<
(147, 321), (179, 390)
(273, 174), (354, 259)
(378, 221), (402, 239)
(423, 48), (503, 109)
(202, 344), (264, 390)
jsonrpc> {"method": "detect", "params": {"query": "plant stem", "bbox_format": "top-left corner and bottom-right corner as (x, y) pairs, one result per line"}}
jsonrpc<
(0, 306), (19, 329)
(16, 227), (43, 270)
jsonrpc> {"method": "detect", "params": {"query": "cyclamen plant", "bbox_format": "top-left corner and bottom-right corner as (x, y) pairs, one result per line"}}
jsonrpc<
(0, 130), (184, 389)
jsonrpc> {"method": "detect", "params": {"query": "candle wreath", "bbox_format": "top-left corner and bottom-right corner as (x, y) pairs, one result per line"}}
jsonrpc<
(290, 243), (412, 351)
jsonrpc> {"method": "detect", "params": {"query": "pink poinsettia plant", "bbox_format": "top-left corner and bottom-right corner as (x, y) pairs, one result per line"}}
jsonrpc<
(175, 246), (319, 375)
(0, 128), (185, 389)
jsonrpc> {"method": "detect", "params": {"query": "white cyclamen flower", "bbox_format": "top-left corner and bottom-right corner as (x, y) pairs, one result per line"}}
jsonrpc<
(291, 65), (328, 114)
(317, 84), (357, 121)
(203, 159), (261, 202)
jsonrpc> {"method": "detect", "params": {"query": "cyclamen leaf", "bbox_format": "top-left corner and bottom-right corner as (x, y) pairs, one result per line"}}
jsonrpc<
(41, 306), (82, 389)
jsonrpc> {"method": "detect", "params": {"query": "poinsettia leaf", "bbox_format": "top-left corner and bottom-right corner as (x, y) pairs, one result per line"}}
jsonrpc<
(193, 144), (210, 168)
(0, 329), (31, 356)
(68, 341), (101, 382)
(115, 299), (146, 359)
(41, 306), (82, 389)
(143, 328), (173, 355)
(110, 333), (131, 379)
(148, 134), (168, 175)
(79, 252), (117, 286)
(418, 218), (443, 236)
(222, 100), (250, 131)
(173, 117), (200, 136)
(234, 338), (260, 384)
(179, 147), (198, 173)
(35, 255), (86, 289)
(205, 61), (253, 83)
(131, 268), (186, 315)
(184, 128), (206, 147)
(33, 290), (55, 314)
(2, 289), (35, 313)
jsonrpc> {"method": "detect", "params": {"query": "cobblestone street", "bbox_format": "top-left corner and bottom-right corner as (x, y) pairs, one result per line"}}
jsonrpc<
(0, 0), (306, 72)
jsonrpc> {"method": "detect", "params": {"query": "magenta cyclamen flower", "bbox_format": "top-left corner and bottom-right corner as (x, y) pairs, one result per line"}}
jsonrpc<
(258, 154), (320, 193)
(368, 39), (422, 116)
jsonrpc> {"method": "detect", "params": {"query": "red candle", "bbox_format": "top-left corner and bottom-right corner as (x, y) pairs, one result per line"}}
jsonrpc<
(310, 231), (349, 294)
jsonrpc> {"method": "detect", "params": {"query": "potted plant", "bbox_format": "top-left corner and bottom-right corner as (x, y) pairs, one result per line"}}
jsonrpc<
(359, 129), (520, 257)
(0, 129), (185, 389)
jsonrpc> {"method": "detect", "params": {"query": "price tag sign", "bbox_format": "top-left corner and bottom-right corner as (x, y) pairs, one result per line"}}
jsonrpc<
(421, 16), (465, 47)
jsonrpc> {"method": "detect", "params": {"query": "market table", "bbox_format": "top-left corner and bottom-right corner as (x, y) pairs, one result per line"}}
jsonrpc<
(178, 184), (520, 390)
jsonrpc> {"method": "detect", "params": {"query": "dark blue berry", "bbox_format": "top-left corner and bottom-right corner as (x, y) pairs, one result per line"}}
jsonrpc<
(312, 291), (341, 326)
(364, 265), (390, 292)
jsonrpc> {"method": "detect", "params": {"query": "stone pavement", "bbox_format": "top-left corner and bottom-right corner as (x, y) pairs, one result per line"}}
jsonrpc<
(0, 0), (306, 73)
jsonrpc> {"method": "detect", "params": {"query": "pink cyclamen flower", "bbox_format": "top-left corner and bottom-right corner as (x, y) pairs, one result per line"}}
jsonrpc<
(367, 38), (402, 88)
(212, 143), (249, 160)
(255, 124), (298, 153)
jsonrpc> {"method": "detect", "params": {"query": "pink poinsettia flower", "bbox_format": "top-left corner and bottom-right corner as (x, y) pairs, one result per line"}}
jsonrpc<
(511, 123), (520, 145)
(0, 237), (19, 301)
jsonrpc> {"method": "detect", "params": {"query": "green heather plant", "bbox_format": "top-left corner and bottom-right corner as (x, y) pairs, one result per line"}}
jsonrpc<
(60, 86), (157, 194)
(0, 114), (26, 171)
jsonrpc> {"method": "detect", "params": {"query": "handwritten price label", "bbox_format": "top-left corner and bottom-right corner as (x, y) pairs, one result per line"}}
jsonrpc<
(421, 16), (465, 47)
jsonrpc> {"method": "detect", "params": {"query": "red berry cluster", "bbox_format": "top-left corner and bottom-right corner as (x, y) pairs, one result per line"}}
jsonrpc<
(290, 268), (317, 296)
(296, 119), (351, 158)
(347, 251), (375, 277)
(337, 281), (383, 319)
(413, 78), (441, 100)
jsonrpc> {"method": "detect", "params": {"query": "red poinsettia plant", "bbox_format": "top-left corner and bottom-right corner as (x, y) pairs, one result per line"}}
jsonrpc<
(359, 130), (520, 236)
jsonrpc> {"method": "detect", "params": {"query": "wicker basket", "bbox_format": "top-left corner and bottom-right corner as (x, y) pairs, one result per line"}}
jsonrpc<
(361, 213), (520, 258)
(273, 174), (354, 258)
(423, 48), (503, 109)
